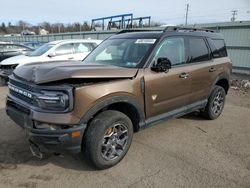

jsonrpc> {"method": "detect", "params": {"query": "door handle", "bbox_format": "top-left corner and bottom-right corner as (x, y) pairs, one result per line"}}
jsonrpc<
(209, 67), (216, 72)
(179, 72), (189, 79)
(68, 57), (74, 60)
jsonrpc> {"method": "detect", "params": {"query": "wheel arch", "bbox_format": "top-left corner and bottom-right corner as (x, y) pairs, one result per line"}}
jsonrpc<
(211, 73), (230, 94)
(80, 96), (145, 132)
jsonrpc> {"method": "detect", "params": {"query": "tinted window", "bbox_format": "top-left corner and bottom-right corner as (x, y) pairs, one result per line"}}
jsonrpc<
(73, 43), (94, 53)
(189, 37), (210, 63)
(212, 39), (227, 58)
(54, 43), (73, 56)
(155, 37), (186, 65)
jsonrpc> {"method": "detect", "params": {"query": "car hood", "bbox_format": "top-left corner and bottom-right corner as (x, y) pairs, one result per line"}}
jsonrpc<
(13, 61), (139, 84)
(0, 55), (41, 65)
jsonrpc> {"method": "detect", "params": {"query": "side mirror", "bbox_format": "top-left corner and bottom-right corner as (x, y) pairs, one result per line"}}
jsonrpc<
(48, 52), (56, 58)
(151, 57), (172, 72)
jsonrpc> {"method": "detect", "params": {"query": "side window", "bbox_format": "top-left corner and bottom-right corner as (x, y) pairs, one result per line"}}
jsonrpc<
(54, 43), (73, 56)
(212, 39), (227, 58)
(188, 37), (210, 63)
(155, 37), (186, 66)
(73, 43), (93, 53)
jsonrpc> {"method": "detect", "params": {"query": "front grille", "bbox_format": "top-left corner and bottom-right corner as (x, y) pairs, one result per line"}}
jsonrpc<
(9, 89), (33, 104)
(9, 78), (34, 92)
(8, 78), (36, 106)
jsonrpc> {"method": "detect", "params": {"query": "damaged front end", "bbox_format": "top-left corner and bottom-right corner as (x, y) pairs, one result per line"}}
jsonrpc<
(6, 75), (86, 156)
(6, 61), (138, 157)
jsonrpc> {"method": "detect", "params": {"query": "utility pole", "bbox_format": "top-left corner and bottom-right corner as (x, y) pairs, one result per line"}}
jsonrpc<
(231, 10), (238, 22)
(185, 3), (189, 26)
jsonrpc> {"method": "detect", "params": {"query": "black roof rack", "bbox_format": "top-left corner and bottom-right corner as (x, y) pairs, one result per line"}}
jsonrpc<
(116, 28), (163, 34)
(116, 26), (218, 35)
(163, 26), (217, 33)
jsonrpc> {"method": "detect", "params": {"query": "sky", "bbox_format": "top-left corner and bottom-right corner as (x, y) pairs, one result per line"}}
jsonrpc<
(1, 0), (250, 25)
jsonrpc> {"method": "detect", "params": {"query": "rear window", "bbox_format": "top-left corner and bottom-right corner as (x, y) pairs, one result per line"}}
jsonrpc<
(211, 39), (227, 58)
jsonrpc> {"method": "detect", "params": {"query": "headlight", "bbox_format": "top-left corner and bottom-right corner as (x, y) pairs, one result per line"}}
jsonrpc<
(34, 90), (69, 111)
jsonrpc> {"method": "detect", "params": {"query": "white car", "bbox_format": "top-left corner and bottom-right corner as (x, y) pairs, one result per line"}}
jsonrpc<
(0, 39), (102, 83)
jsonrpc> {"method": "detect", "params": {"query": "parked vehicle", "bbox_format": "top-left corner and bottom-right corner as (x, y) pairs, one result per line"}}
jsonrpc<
(20, 30), (36, 35)
(0, 39), (102, 84)
(6, 27), (231, 169)
(21, 42), (45, 50)
(0, 43), (33, 85)
(0, 43), (33, 62)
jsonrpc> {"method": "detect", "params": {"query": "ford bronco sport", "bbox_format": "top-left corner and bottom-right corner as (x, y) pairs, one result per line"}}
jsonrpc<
(6, 27), (231, 169)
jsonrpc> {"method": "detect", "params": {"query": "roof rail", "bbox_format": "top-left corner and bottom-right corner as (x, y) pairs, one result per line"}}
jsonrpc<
(116, 28), (162, 34)
(164, 26), (217, 33)
(116, 26), (218, 35)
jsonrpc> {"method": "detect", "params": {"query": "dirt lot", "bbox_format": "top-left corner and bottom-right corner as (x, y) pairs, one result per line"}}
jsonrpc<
(0, 85), (250, 188)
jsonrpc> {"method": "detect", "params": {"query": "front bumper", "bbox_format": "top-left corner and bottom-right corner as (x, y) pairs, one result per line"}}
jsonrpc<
(6, 97), (86, 154)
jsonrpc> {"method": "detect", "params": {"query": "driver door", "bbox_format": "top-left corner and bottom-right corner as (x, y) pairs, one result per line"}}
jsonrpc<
(51, 43), (74, 61)
(144, 36), (192, 118)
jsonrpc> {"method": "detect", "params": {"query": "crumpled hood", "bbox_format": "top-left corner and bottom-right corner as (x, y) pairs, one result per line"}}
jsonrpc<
(13, 61), (139, 84)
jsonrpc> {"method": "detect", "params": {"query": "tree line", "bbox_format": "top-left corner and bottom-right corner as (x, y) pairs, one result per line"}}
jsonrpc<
(0, 21), (91, 35)
(0, 20), (163, 35)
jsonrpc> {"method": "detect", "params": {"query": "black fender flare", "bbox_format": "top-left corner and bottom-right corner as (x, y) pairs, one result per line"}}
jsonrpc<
(79, 96), (145, 126)
(210, 72), (230, 95)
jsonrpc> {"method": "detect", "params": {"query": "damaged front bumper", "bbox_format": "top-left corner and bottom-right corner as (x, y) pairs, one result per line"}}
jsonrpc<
(6, 96), (86, 154)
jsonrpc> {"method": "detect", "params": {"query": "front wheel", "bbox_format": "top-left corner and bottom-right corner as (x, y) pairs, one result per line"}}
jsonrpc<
(201, 85), (226, 120)
(84, 110), (133, 169)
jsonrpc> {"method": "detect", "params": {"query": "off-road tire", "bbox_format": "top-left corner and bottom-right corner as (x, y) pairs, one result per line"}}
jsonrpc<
(201, 85), (226, 120)
(84, 110), (133, 169)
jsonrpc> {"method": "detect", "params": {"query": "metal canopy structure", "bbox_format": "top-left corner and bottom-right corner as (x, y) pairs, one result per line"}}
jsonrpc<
(91, 14), (133, 30)
(91, 14), (151, 30)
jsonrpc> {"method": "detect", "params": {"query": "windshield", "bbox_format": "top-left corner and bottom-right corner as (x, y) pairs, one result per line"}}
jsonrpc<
(28, 43), (54, 56)
(84, 38), (156, 68)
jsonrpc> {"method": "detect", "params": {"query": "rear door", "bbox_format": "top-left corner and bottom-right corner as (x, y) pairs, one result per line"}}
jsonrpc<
(144, 36), (192, 118)
(185, 36), (215, 104)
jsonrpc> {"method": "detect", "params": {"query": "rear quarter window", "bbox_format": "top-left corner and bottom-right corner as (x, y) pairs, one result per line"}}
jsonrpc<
(211, 39), (227, 58)
(188, 37), (210, 63)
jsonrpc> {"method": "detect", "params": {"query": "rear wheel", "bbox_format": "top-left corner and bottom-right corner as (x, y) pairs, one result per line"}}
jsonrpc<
(201, 85), (226, 120)
(84, 110), (133, 169)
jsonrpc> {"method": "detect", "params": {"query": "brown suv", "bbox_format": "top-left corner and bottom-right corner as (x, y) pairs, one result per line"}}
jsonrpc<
(6, 27), (231, 169)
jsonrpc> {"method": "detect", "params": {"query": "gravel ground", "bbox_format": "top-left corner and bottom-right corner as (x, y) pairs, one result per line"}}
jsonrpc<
(0, 85), (249, 188)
